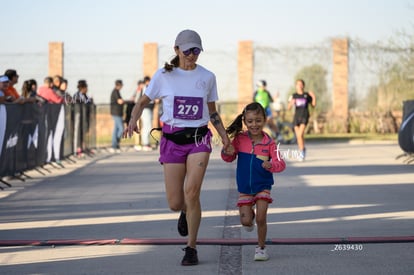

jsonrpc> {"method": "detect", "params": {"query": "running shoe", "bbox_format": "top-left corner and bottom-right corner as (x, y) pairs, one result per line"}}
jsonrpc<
(177, 211), (188, 236)
(254, 246), (269, 261)
(243, 224), (255, 232)
(181, 246), (198, 266)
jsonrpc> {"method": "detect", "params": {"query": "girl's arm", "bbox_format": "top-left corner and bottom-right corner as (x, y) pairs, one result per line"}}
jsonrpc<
(262, 142), (286, 173)
(221, 139), (238, 162)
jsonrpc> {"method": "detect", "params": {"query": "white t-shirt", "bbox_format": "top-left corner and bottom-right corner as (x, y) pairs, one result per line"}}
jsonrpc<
(145, 65), (219, 128)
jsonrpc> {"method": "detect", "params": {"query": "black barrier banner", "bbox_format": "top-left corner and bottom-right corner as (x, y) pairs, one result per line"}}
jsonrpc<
(63, 105), (74, 158)
(0, 104), (21, 176)
(398, 100), (414, 154)
(0, 103), (96, 178)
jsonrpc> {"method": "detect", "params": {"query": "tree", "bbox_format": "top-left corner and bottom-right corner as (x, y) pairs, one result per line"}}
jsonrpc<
(361, 27), (414, 111)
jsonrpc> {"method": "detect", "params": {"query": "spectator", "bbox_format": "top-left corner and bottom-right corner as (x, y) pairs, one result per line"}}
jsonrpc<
(137, 76), (154, 151)
(21, 79), (38, 99)
(52, 75), (63, 92)
(4, 69), (25, 104)
(110, 79), (124, 151)
(59, 78), (72, 103)
(0, 75), (8, 103)
(37, 77), (64, 104)
(72, 80), (91, 157)
(73, 80), (91, 104)
(127, 80), (145, 151)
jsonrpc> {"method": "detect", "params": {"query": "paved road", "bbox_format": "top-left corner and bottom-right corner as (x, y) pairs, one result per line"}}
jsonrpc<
(0, 142), (413, 274)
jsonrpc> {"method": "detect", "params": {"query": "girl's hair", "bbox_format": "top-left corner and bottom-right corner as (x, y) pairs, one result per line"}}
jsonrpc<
(226, 102), (266, 138)
(163, 47), (180, 72)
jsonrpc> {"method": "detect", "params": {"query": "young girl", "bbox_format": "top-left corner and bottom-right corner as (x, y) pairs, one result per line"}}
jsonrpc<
(221, 102), (286, 261)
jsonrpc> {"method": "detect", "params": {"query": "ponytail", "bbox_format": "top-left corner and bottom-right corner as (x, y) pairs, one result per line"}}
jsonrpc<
(163, 55), (179, 72)
(226, 113), (244, 138)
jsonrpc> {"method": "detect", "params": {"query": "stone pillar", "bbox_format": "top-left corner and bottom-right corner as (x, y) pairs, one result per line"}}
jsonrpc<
(332, 38), (349, 132)
(142, 43), (159, 131)
(48, 42), (64, 76)
(238, 41), (254, 113)
(143, 43), (158, 78)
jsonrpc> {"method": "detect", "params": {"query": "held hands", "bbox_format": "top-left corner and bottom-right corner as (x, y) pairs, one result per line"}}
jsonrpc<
(222, 135), (231, 151)
(222, 144), (234, 155)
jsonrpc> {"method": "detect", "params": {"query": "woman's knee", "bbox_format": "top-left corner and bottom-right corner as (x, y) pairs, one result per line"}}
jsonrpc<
(184, 184), (202, 202)
(167, 198), (184, 212)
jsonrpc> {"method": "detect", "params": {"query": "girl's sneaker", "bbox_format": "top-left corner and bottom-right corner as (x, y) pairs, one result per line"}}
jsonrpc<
(254, 247), (269, 261)
(243, 224), (255, 232)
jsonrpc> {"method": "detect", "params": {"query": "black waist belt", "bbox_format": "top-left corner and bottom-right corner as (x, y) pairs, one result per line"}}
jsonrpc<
(162, 126), (209, 145)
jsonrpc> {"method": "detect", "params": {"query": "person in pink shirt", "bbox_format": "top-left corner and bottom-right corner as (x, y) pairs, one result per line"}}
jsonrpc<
(37, 77), (64, 104)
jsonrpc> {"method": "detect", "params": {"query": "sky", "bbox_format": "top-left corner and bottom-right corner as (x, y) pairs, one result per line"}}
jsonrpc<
(3, 0), (413, 53)
(1, 0), (413, 103)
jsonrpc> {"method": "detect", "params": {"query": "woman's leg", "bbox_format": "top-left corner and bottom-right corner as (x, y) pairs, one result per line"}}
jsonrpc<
(184, 152), (210, 248)
(294, 123), (306, 150)
(163, 163), (186, 212)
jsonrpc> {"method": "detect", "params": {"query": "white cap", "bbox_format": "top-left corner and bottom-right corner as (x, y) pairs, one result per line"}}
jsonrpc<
(174, 29), (203, 51)
(0, 75), (9, 82)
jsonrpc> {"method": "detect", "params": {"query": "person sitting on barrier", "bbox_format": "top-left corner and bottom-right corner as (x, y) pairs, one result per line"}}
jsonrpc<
(37, 76), (64, 104)
(4, 69), (25, 104)
(221, 102), (286, 262)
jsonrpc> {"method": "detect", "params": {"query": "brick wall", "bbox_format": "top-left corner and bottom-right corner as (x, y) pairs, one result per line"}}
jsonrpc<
(48, 42), (64, 76)
(331, 38), (349, 132)
(238, 41), (254, 113)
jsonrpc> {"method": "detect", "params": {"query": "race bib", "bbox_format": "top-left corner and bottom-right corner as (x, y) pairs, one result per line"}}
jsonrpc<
(295, 98), (307, 107)
(173, 96), (203, 120)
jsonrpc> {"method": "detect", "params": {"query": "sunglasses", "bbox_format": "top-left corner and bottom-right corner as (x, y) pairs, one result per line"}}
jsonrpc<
(182, 47), (201, 56)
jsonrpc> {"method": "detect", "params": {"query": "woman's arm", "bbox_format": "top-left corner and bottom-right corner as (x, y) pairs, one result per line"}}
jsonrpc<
(287, 95), (294, 110)
(207, 102), (230, 150)
(309, 91), (316, 107)
(123, 94), (151, 138)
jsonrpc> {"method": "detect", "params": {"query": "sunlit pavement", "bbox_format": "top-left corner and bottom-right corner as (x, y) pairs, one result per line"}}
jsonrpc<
(0, 142), (413, 274)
